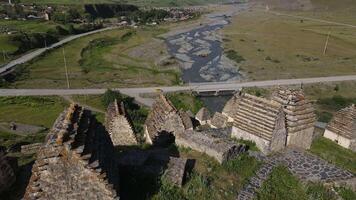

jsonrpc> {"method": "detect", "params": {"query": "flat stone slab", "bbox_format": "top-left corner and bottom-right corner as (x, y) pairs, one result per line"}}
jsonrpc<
(0, 122), (46, 135)
(164, 157), (188, 187)
(280, 148), (354, 182)
(238, 148), (355, 200)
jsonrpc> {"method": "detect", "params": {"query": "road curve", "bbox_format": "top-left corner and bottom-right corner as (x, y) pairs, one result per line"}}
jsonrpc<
(1, 75), (356, 97)
(0, 26), (119, 75)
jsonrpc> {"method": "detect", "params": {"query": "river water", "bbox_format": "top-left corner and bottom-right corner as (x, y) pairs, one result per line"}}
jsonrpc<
(166, 13), (241, 83)
(165, 4), (247, 112)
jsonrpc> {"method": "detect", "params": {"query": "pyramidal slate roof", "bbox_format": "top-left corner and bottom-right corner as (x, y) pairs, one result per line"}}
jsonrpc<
(326, 104), (356, 140)
(195, 107), (211, 122)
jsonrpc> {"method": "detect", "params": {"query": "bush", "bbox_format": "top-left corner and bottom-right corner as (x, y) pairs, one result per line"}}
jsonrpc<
(102, 89), (123, 108)
(317, 95), (356, 111)
(225, 50), (245, 63)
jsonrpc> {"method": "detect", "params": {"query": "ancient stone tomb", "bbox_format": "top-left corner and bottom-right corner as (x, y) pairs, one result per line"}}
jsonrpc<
(324, 104), (356, 151)
(143, 94), (187, 146)
(105, 99), (137, 146)
(222, 89), (316, 154)
(24, 104), (119, 200)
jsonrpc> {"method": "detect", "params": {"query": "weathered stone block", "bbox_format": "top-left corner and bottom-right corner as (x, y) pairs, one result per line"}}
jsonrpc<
(175, 130), (246, 163)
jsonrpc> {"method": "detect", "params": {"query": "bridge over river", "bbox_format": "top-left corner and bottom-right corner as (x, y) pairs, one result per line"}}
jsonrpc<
(1, 75), (356, 107)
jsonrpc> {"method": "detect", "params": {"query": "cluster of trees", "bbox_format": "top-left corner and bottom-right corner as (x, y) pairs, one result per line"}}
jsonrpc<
(84, 4), (139, 19)
(128, 9), (170, 24)
(9, 23), (102, 54)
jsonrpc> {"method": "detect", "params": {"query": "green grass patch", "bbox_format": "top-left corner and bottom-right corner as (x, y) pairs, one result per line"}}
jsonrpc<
(310, 137), (356, 173)
(0, 96), (68, 128)
(167, 92), (204, 114)
(79, 37), (119, 73)
(170, 148), (261, 200)
(256, 166), (305, 200)
(317, 95), (356, 111)
(336, 187), (356, 200)
(225, 49), (245, 64)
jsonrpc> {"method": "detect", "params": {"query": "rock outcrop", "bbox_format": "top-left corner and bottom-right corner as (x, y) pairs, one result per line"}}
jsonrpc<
(105, 99), (137, 146)
(324, 104), (356, 151)
(0, 149), (16, 193)
(24, 104), (119, 200)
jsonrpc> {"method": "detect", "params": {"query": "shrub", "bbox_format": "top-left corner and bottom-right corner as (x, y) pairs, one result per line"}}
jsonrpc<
(101, 89), (123, 108)
(225, 50), (245, 63)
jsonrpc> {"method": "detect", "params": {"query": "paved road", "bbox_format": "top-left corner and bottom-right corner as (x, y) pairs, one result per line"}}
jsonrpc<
(1, 75), (356, 106)
(0, 26), (119, 75)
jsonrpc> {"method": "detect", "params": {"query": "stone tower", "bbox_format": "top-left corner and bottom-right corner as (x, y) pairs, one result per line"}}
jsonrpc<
(272, 89), (316, 149)
(24, 104), (119, 200)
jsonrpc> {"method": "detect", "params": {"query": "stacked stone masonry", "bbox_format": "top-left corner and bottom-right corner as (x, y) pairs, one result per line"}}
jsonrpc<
(222, 93), (287, 154)
(222, 89), (316, 154)
(144, 95), (188, 145)
(272, 89), (316, 149)
(238, 149), (355, 200)
(175, 129), (246, 163)
(24, 104), (119, 200)
(164, 157), (188, 187)
(21, 143), (43, 154)
(324, 104), (356, 151)
(105, 99), (137, 146)
(195, 107), (211, 125)
(0, 149), (16, 193)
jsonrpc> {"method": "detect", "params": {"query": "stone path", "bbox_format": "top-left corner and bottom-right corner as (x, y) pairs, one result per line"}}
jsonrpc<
(237, 149), (355, 200)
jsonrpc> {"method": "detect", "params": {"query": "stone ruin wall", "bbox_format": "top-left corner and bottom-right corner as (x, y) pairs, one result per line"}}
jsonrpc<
(324, 105), (356, 151)
(21, 143), (43, 155)
(0, 150), (16, 193)
(105, 100), (137, 146)
(176, 130), (246, 163)
(273, 89), (316, 149)
(24, 104), (119, 200)
(144, 95), (186, 145)
(269, 110), (287, 152)
(224, 93), (287, 154)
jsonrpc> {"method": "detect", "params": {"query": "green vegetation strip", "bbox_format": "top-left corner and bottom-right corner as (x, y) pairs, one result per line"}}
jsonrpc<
(310, 137), (356, 173)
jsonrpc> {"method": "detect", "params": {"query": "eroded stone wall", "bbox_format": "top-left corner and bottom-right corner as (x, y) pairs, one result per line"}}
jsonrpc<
(144, 95), (186, 145)
(24, 104), (119, 200)
(106, 100), (137, 146)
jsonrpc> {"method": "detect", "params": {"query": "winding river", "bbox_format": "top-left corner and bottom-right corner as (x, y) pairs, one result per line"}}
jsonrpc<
(166, 3), (247, 84)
